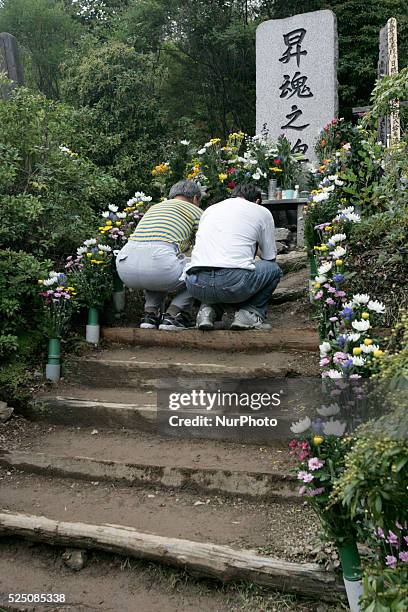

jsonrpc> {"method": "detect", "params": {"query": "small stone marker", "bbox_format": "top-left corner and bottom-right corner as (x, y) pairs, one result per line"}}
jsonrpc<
(256, 10), (338, 162)
(0, 32), (24, 98)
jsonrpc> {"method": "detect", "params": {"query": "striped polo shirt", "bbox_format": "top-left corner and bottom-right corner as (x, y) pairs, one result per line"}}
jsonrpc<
(129, 199), (202, 252)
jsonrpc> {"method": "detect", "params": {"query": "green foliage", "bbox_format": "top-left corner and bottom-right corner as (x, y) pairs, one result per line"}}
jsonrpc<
(0, 249), (49, 359)
(0, 0), (81, 98)
(304, 197), (340, 252)
(61, 40), (169, 196)
(347, 206), (408, 325)
(361, 565), (408, 612)
(365, 67), (408, 132)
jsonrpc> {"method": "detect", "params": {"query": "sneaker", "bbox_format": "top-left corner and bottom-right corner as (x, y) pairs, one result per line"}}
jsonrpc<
(140, 312), (160, 329)
(230, 309), (272, 331)
(159, 312), (195, 331)
(196, 305), (217, 331)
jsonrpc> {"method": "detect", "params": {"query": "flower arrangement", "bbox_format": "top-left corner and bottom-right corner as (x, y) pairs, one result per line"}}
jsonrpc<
(68, 239), (114, 311)
(151, 132), (304, 204)
(38, 272), (78, 339)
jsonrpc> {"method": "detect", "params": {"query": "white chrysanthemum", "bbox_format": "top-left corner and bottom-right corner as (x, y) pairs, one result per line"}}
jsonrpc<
(352, 319), (371, 332)
(84, 238), (97, 247)
(335, 178), (344, 186)
(49, 271), (59, 278)
(198, 148), (206, 155)
(352, 356), (365, 367)
(290, 417), (311, 434)
(77, 246), (87, 256)
(352, 293), (371, 305)
(116, 212), (127, 219)
(318, 261), (332, 275)
(361, 343), (379, 354)
(313, 191), (330, 203)
(328, 174), (338, 182)
(345, 332), (361, 343)
(319, 341), (332, 356)
(342, 143), (351, 150)
(328, 233), (347, 246)
(315, 275), (327, 283)
(43, 277), (58, 287)
(368, 300), (386, 314)
(252, 172), (261, 180)
(323, 419), (347, 436)
(98, 244), (112, 252)
(347, 212), (361, 223)
(180, 140), (190, 145)
(108, 204), (118, 213)
(142, 195), (152, 202)
(101, 211), (110, 218)
(322, 369), (343, 379)
(317, 403), (340, 417)
(332, 246), (347, 258)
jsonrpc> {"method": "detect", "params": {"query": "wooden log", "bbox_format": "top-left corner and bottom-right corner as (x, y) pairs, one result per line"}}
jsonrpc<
(0, 511), (345, 600)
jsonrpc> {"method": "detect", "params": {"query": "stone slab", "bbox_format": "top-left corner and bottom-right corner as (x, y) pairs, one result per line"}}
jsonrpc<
(256, 10), (338, 161)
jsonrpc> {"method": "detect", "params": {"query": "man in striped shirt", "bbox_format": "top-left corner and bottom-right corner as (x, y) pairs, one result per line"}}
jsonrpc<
(116, 180), (202, 330)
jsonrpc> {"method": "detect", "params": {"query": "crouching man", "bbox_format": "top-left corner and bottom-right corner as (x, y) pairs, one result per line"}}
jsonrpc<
(116, 180), (202, 331)
(185, 184), (282, 330)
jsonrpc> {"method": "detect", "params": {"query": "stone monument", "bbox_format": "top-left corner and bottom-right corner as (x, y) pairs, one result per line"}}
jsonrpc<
(378, 18), (400, 146)
(256, 10), (338, 162)
(0, 32), (24, 98)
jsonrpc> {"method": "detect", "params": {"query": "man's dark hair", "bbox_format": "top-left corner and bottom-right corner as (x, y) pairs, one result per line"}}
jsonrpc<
(231, 183), (262, 203)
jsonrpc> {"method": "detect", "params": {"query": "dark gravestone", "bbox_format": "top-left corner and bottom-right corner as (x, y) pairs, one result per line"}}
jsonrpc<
(0, 32), (25, 98)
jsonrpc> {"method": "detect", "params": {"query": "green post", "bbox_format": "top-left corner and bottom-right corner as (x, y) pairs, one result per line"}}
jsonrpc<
(88, 307), (99, 326)
(46, 338), (61, 381)
(338, 540), (363, 611)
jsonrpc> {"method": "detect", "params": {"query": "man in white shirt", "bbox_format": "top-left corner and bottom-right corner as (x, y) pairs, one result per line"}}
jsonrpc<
(185, 184), (282, 330)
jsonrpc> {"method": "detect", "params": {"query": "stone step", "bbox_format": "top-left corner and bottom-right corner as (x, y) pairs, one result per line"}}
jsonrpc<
(270, 269), (309, 304)
(0, 425), (298, 500)
(67, 346), (318, 389)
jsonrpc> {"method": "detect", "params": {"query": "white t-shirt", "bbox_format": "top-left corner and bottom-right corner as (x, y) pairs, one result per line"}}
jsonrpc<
(187, 197), (277, 271)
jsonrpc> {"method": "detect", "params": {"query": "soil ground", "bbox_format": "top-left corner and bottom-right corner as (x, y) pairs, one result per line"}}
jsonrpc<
(0, 539), (345, 612)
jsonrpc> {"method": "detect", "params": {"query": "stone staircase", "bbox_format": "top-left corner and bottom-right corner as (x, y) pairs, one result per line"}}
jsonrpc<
(0, 262), (346, 609)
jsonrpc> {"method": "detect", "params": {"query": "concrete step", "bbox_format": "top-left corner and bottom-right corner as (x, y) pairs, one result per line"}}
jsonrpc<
(271, 269), (309, 304)
(0, 425), (298, 500)
(66, 346), (319, 389)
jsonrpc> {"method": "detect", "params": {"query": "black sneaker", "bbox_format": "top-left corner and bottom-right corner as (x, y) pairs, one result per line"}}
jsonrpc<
(140, 312), (160, 329)
(159, 312), (195, 331)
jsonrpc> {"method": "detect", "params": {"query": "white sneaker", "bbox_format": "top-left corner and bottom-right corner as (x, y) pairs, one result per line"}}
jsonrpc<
(231, 309), (272, 331)
(196, 305), (217, 330)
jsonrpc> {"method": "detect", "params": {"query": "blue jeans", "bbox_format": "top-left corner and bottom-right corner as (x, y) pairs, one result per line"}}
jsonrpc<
(185, 260), (283, 319)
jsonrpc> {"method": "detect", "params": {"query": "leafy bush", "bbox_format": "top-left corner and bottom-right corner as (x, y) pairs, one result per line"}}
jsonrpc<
(347, 206), (408, 326)
(361, 565), (408, 611)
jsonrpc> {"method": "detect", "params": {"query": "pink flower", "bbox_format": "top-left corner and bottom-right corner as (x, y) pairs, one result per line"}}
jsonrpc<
(309, 486), (325, 496)
(300, 442), (310, 450)
(299, 451), (310, 461)
(308, 457), (325, 471)
(336, 291), (346, 298)
(376, 527), (385, 539)
(314, 291), (323, 300)
(325, 298), (335, 306)
(288, 439), (298, 449)
(327, 286), (336, 294)
(404, 536), (408, 545)
(399, 552), (408, 563)
(385, 555), (398, 568)
(329, 317), (338, 322)
(299, 486), (307, 496)
(320, 357), (331, 367)
(297, 471), (314, 483)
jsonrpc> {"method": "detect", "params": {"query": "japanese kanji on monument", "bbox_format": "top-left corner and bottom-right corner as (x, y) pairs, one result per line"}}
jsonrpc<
(256, 10), (338, 162)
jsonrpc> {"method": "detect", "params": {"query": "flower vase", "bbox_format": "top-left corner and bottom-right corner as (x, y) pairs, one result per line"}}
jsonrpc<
(45, 338), (61, 382)
(268, 179), (277, 200)
(86, 307), (100, 344)
(113, 273), (126, 314)
(338, 540), (363, 612)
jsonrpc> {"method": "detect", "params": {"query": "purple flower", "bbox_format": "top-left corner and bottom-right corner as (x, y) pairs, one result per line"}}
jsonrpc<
(341, 307), (353, 320)
(385, 555), (398, 568)
(299, 486), (307, 496)
(335, 290), (347, 298)
(329, 316), (338, 322)
(336, 336), (346, 348)
(326, 298), (335, 306)
(405, 536), (408, 546)
(308, 457), (325, 471)
(333, 274), (345, 283)
(327, 286), (336, 294)
(314, 291), (323, 300)
(311, 419), (324, 433)
(320, 357), (331, 367)
(297, 471), (314, 483)
(376, 527), (385, 539)
(387, 531), (400, 546)
(399, 552), (408, 563)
